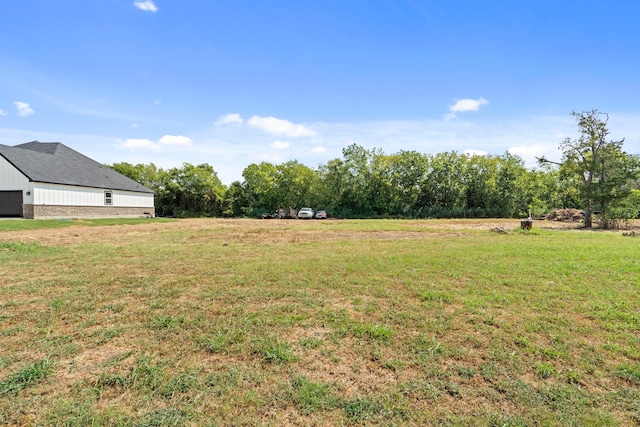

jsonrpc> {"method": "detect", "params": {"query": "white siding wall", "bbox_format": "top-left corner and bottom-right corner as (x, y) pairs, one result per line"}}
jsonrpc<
(34, 183), (154, 208)
(0, 156), (30, 191)
(113, 190), (155, 208)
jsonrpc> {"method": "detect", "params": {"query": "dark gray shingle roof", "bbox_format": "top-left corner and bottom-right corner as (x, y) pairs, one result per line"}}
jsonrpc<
(0, 141), (154, 194)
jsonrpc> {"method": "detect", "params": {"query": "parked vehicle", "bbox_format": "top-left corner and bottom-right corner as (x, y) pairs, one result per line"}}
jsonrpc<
(314, 210), (328, 219)
(260, 211), (280, 219)
(297, 207), (314, 219)
(277, 207), (298, 219)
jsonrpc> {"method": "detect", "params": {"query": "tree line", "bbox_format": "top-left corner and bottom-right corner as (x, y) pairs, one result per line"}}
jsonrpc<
(109, 110), (640, 228)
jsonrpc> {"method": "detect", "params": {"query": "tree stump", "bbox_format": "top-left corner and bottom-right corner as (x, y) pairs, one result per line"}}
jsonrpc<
(520, 219), (534, 230)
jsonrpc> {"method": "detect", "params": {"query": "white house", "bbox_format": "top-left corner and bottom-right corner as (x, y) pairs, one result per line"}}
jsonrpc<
(0, 141), (155, 219)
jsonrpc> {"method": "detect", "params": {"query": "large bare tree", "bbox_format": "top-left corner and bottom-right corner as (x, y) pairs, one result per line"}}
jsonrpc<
(539, 110), (638, 228)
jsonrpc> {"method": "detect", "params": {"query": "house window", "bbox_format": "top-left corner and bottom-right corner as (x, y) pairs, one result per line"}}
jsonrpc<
(105, 191), (113, 205)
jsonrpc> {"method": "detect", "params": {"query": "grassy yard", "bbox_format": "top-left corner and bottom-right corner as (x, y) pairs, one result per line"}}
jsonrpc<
(0, 218), (638, 426)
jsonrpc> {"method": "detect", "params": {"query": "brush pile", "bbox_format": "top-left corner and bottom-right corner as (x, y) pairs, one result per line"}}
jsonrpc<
(489, 226), (509, 234)
(545, 208), (584, 222)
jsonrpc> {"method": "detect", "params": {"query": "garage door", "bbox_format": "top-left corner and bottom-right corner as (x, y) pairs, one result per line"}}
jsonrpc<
(0, 191), (23, 217)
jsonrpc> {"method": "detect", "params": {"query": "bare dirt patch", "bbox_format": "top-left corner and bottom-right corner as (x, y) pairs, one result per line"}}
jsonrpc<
(0, 217), (603, 247)
(59, 346), (134, 384)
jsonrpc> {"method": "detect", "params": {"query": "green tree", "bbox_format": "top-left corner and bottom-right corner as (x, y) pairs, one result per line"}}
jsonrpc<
(242, 162), (279, 215)
(318, 144), (374, 217)
(421, 152), (466, 213)
(495, 152), (528, 217)
(140, 163), (226, 217)
(539, 110), (639, 228)
(367, 152), (398, 217)
(274, 161), (320, 209)
(317, 158), (349, 216)
(341, 144), (376, 216)
(523, 166), (564, 217)
(462, 154), (500, 215)
(222, 181), (250, 217)
(109, 162), (162, 189)
(386, 150), (429, 216)
(109, 162), (142, 182)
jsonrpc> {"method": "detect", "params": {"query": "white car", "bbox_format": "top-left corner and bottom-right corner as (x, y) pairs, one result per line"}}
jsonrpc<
(297, 207), (314, 219)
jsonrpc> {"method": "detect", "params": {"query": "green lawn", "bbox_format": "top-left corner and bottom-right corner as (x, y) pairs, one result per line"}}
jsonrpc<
(0, 218), (638, 426)
(0, 217), (173, 232)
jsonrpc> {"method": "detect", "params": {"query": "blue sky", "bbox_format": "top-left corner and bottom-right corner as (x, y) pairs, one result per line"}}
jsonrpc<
(1, 0), (639, 184)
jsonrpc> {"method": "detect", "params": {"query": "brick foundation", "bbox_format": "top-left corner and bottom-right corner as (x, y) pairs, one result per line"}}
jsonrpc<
(23, 204), (155, 219)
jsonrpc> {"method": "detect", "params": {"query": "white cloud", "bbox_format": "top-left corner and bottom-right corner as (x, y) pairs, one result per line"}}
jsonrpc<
(14, 101), (35, 117)
(247, 115), (316, 137)
(450, 97), (489, 113)
(122, 138), (159, 151)
(311, 146), (327, 154)
(270, 140), (290, 150)
(158, 134), (193, 147)
(121, 135), (192, 152)
(215, 113), (244, 126)
(133, 0), (158, 12)
(446, 97), (489, 119)
(0, 109), (8, 116)
(508, 143), (558, 167)
(257, 152), (285, 163)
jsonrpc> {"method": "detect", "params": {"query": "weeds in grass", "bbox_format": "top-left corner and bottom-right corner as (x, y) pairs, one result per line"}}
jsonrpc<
(44, 398), (104, 427)
(95, 372), (128, 389)
(614, 363), (640, 383)
(351, 322), (394, 342)
(479, 362), (500, 381)
(451, 365), (476, 379)
(148, 314), (185, 330)
(0, 359), (54, 396)
(535, 362), (556, 379)
(290, 376), (338, 414)
(566, 369), (582, 385)
(483, 315), (496, 325)
(323, 308), (350, 325)
(1, 326), (24, 337)
(49, 297), (65, 309)
(396, 379), (441, 403)
(485, 414), (531, 427)
(204, 365), (263, 396)
(129, 355), (167, 392)
(383, 358), (404, 372)
(342, 396), (382, 422)
(514, 335), (531, 349)
(537, 345), (566, 360)
(97, 327), (124, 344)
(0, 356), (15, 369)
(95, 356), (201, 401)
(299, 336), (323, 349)
(104, 302), (126, 313)
(0, 241), (43, 253)
(161, 372), (199, 399)
(197, 328), (244, 354)
(252, 337), (297, 364)
(412, 335), (445, 361)
(135, 407), (189, 427)
(420, 290), (454, 304)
